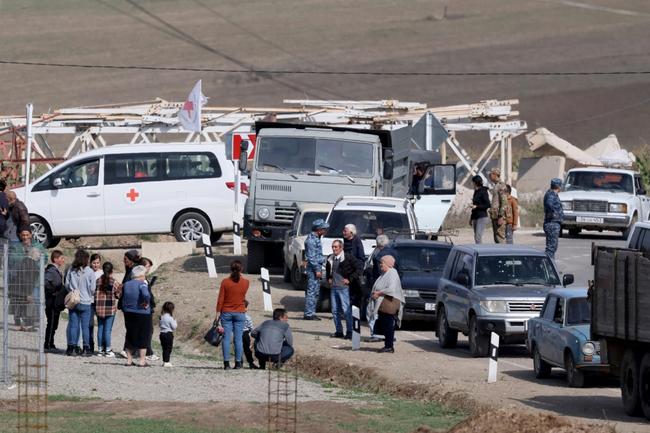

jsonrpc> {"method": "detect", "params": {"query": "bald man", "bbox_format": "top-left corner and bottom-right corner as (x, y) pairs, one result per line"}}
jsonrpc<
(6, 191), (30, 238)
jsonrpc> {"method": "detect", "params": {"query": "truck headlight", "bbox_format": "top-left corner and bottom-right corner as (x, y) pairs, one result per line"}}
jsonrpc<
(608, 203), (627, 213)
(257, 207), (271, 220)
(581, 341), (595, 356)
(403, 289), (419, 298)
(561, 201), (573, 211)
(480, 300), (508, 313)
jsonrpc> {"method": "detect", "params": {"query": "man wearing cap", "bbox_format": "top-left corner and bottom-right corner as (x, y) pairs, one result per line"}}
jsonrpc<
(303, 219), (328, 320)
(488, 168), (508, 244)
(544, 178), (564, 260)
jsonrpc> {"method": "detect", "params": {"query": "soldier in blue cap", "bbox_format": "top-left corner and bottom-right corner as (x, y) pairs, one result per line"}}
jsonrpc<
(303, 219), (329, 320)
(543, 178), (564, 259)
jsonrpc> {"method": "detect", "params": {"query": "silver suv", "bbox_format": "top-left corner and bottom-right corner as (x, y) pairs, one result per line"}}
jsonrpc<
(436, 245), (574, 357)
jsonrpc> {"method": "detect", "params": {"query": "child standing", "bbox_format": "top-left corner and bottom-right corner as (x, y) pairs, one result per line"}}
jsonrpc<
(243, 300), (259, 369)
(94, 262), (118, 357)
(159, 302), (177, 367)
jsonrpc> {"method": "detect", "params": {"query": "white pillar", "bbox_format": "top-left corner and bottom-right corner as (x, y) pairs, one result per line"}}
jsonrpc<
(24, 103), (33, 205)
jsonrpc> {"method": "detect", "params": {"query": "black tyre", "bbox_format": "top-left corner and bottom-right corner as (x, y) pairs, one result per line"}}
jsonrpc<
(624, 215), (638, 240)
(621, 349), (643, 416)
(29, 216), (60, 248)
(468, 316), (490, 357)
(437, 306), (458, 348)
(638, 353), (650, 420)
(210, 231), (223, 244)
(533, 345), (552, 379)
(246, 239), (264, 274)
(290, 261), (306, 290)
(565, 351), (585, 388)
(283, 263), (291, 283)
(568, 228), (581, 238)
(173, 212), (211, 242)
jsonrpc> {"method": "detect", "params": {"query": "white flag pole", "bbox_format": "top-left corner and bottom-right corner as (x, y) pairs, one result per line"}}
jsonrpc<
(24, 103), (33, 205)
(233, 160), (242, 255)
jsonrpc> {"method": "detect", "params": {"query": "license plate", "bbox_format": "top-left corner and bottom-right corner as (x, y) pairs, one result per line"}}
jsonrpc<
(576, 216), (604, 223)
(424, 303), (436, 311)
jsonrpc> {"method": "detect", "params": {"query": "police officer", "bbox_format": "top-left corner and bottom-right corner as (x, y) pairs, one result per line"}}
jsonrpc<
(303, 219), (329, 320)
(543, 178), (564, 260)
(488, 168), (508, 244)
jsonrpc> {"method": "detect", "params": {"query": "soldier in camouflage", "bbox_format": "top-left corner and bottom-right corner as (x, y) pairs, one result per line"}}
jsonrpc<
(488, 168), (508, 244)
(543, 178), (564, 260)
(303, 219), (329, 320)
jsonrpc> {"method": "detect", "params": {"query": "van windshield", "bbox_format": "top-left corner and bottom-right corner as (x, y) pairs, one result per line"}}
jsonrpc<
(564, 171), (633, 193)
(327, 210), (410, 240)
(256, 137), (374, 178)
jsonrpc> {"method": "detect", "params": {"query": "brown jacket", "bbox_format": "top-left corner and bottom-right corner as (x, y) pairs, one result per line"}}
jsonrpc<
(506, 196), (519, 227)
(11, 199), (30, 234)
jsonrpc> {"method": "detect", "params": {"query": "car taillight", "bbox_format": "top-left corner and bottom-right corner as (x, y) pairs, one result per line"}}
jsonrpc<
(226, 182), (249, 195)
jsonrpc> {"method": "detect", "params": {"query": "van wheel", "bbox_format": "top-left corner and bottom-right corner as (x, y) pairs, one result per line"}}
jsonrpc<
(29, 216), (60, 248)
(246, 239), (264, 274)
(173, 212), (211, 242)
(469, 316), (490, 357)
(621, 349), (642, 416)
(437, 306), (458, 348)
(291, 261), (306, 290)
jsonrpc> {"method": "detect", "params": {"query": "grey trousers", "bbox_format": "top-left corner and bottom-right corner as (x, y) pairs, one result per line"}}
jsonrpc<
(472, 217), (489, 244)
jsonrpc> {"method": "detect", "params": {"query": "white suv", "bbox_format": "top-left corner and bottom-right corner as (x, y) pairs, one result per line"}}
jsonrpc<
(559, 167), (650, 239)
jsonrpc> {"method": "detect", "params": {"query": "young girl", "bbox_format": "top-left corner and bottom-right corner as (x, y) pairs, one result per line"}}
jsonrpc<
(159, 301), (177, 367)
(95, 262), (119, 357)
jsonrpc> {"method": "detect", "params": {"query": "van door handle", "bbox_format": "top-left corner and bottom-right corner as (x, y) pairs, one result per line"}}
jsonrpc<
(86, 193), (100, 197)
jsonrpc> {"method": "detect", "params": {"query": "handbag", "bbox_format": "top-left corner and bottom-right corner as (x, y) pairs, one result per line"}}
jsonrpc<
(204, 320), (224, 347)
(378, 295), (400, 315)
(64, 290), (81, 310)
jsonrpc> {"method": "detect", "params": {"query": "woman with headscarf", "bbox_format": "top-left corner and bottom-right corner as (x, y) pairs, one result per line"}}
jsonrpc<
(368, 255), (404, 353)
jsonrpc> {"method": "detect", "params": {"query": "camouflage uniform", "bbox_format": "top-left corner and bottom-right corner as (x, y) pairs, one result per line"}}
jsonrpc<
(490, 180), (508, 244)
(543, 188), (564, 260)
(304, 231), (324, 317)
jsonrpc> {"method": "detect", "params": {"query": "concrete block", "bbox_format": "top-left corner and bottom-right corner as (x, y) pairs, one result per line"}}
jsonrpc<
(142, 241), (195, 272)
(516, 156), (565, 193)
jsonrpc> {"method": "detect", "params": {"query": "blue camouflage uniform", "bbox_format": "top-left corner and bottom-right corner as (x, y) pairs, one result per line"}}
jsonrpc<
(543, 180), (564, 259)
(304, 231), (325, 317)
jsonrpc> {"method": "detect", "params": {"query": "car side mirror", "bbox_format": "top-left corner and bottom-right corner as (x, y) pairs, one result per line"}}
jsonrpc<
(383, 149), (394, 180)
(238, 140), (250, 172)
(456, 272), (470, 287)
(52, 177), (63, 188)
(562, 274), (574, 287)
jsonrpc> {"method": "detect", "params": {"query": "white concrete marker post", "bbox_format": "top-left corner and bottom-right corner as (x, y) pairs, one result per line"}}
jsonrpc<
(201, 233), (218, 278)
(260, 267), (272, 312)
(487, 332), (500, 383)
(351, 306), (361, 351)
(232, 161), (242, 256)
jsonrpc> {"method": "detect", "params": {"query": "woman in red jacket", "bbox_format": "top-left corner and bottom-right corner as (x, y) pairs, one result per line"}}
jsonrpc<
(216, 261), (249, 370)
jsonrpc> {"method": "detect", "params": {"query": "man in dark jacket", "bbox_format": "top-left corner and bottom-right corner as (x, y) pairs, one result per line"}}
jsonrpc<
(470, 175), (491, 244)
(326, 240), (361, 339)
(44, 250), (66, 352)
(543, 178), (564, 260)
(6, 191), (30, 237)
(342, 224), (365, 308)
(0, 178), (9, 237)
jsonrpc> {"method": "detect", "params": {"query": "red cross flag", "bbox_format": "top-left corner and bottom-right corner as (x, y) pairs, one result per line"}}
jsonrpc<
(178, 80), (208, 132)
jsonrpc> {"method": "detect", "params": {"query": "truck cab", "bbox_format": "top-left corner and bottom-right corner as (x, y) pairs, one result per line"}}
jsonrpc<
(559, 167), (650, 238)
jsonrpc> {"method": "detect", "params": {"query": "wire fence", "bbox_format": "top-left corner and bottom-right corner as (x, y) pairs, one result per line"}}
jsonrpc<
(0, 240), (46, 385)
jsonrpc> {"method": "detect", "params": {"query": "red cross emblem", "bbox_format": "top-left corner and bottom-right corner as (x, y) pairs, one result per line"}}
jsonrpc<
(126, 188), (140, 203)
(182, 100), (194, 115)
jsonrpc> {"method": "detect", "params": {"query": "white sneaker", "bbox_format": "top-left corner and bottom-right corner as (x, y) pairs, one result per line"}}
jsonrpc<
(104, 350), (116, 358)
(119, 350), (128, 359)
(146, 354), (160, 361)
(96, 351), (105, 357)
(163, 362), (173, 367)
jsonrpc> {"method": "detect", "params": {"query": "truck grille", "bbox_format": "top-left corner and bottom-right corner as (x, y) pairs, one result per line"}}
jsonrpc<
(260, 183), (292, 193)
(274, 207), (296, 221)
(419, 292), (437, 301)
(573, 200), (607, 213)
(507, 301), (544, 312)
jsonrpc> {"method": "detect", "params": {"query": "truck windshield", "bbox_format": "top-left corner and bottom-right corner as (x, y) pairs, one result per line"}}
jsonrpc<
(327, 210), (410, 240)
(566, 297), (591, 325)
(474, 256), (560, 286)
(564, 171), (633, 193)
(256, 137), (374, 178)
(397, 246), (451, 273)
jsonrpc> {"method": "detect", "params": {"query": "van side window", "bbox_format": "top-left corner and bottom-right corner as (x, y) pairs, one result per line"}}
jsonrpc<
(105, 154), (161, 185)
(163, 152), (221, 180)
(32, 158), (100, 192)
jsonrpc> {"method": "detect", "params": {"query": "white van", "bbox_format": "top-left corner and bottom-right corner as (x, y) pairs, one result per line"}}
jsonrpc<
(15, 143), (243, 247)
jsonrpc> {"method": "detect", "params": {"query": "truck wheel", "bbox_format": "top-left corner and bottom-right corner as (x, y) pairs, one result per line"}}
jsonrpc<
(533, 345), (552, 379)
(621, 349), (643, 416)
(437, 307), (458, 348)
(565, 351), (585, 388)
(173, 212), (211, 242)
(29, 216), (60, 248)
(246, 239), (264, 274)
(468, 316), (489, 357)
(623, 215), (638, 240)
(638, 353), (650, 420)
(291, 261), (306, 290)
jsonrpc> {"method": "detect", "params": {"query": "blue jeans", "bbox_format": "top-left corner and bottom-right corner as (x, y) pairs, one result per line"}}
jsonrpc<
(67, 303), (92, 348)
(221, 312), (246, 362)
(97, 315), (115, 351)
(304, 271), (320, 317)
(330, 286), (352, 335)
